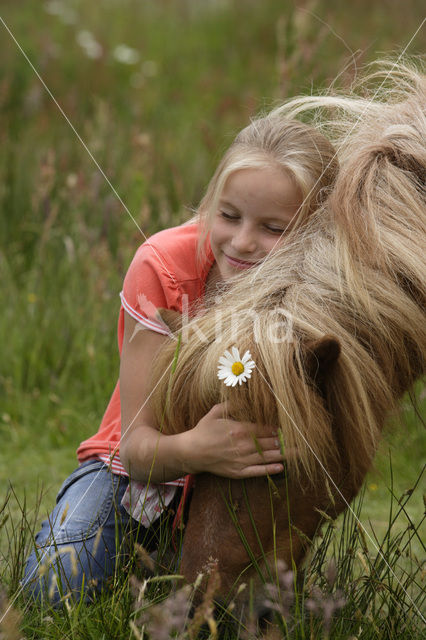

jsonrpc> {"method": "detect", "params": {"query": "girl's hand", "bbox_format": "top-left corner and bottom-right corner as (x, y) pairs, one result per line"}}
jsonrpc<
(180, 403), (286, 479)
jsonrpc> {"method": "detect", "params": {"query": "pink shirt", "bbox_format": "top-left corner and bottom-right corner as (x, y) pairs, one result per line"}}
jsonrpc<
(76, 223), (214, 473)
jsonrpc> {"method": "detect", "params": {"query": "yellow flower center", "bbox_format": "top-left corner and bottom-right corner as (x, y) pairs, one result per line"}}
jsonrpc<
(231, 362), (244, 376)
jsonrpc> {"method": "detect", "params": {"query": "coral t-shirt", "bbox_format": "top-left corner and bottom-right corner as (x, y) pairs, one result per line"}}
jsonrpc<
(76, 223), (215, 474)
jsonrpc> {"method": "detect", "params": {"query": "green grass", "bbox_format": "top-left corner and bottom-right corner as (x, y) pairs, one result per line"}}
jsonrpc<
(0, 0), (425, 637)
(1, 463), (424, 639)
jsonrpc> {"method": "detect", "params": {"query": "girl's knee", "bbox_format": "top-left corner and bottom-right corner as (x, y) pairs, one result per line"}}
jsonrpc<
(21, 462), (130, 606)
(21, 540), (108, 606)
(22, 544), (81, 605)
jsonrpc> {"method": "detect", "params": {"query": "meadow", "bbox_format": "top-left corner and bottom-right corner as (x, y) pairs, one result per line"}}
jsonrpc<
(0, 0), (425, 637)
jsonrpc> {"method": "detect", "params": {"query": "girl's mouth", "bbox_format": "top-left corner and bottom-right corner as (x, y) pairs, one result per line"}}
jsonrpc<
(224, 254), (260, 269)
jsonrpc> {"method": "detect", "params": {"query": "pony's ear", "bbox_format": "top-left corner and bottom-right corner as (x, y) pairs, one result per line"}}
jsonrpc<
(303, 335), (341, 384)
(157, 308), (183, 333)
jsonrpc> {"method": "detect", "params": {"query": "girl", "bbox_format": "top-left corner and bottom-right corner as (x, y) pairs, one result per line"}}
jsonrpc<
(22, 110), (338, 605)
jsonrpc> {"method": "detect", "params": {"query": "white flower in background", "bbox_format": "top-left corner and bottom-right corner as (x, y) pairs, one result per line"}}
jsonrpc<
(113, 44), (140, 65)
(217, 347), (256, 387)
(76, 30), (103, 60)
(44, 1), (77, 25)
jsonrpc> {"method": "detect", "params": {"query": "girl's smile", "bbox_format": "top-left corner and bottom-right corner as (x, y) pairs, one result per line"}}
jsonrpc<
(209, 166), (303, 281)
(223, 254), (259, 269)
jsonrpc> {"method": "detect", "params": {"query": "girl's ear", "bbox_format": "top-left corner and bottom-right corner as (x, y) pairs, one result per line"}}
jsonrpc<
(303, 335), (341, 384)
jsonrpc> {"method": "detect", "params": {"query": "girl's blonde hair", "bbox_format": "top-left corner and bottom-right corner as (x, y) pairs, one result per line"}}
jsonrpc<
(152, 60), (425, 494)
(197, 114), (339, 256)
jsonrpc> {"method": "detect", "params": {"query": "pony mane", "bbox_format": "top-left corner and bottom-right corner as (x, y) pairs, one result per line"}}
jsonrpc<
(150, 60), (426, 492)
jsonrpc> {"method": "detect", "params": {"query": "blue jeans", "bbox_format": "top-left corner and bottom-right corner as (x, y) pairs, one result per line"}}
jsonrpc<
(22, 460), (179, 606)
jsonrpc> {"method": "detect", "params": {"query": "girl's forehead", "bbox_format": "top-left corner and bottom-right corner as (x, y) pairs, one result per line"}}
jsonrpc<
(220, 166), (302, 209)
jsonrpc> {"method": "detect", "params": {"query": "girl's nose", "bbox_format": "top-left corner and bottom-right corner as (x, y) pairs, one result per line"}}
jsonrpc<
(231, 224), (257, 254)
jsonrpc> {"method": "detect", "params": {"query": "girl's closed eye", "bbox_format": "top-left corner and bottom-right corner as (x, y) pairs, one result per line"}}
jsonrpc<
(220, 211), (239, 221)
(265, 224), (286, 234)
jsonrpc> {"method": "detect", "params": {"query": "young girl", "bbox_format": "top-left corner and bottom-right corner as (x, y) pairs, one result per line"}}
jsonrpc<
(22, 111), (338, 604)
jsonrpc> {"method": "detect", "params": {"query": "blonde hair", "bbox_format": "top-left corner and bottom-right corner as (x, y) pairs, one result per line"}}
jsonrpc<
(197, 114), (339, 257)
(152, 60), (425, 494)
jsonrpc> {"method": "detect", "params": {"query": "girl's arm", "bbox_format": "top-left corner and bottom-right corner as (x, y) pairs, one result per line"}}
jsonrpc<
(119, 312), (284, 483)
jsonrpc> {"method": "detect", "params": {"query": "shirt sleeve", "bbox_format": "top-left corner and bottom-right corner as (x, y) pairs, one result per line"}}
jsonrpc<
(120, 241), (179, 335)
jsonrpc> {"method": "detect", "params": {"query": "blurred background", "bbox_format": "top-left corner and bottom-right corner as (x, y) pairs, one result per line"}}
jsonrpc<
(0, 0), (424, 535)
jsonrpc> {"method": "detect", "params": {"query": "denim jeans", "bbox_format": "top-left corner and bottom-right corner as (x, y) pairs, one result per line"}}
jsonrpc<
(22, 460), (179, 606)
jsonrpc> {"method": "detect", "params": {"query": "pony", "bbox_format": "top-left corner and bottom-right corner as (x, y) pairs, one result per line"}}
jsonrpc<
(150, 61), (426, 605)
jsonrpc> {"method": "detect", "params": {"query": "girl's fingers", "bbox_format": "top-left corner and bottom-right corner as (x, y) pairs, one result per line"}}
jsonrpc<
(251, 438), (299, 461)
(249, 423), (279, 438)
(281, 446), (299, 460)
(226, 450), (283, 474)
(211, 407), (278, 439)
(239, 463), (285, 478)
(250, 449), (284, 464)
(253, 436), (281, 452)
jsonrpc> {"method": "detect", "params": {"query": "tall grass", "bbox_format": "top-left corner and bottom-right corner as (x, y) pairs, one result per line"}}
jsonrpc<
(0, 466), (424, 638)
(1, 0), (425, 637)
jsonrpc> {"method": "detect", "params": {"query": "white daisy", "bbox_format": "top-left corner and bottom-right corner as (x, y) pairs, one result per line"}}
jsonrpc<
(217, 346), (256, 387)
(112, 44), (140, 65)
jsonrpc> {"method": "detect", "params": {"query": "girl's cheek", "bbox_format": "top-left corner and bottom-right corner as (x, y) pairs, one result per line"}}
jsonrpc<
(210, 222), (227, 245)
(266, 234), (285, 255)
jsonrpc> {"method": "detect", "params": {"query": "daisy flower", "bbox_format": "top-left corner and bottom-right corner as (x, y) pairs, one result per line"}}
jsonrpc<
(217, 346), (256, 387)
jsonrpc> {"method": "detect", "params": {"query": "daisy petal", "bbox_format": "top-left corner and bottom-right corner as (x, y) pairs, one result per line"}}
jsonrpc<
(231, 346), (240, 360)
